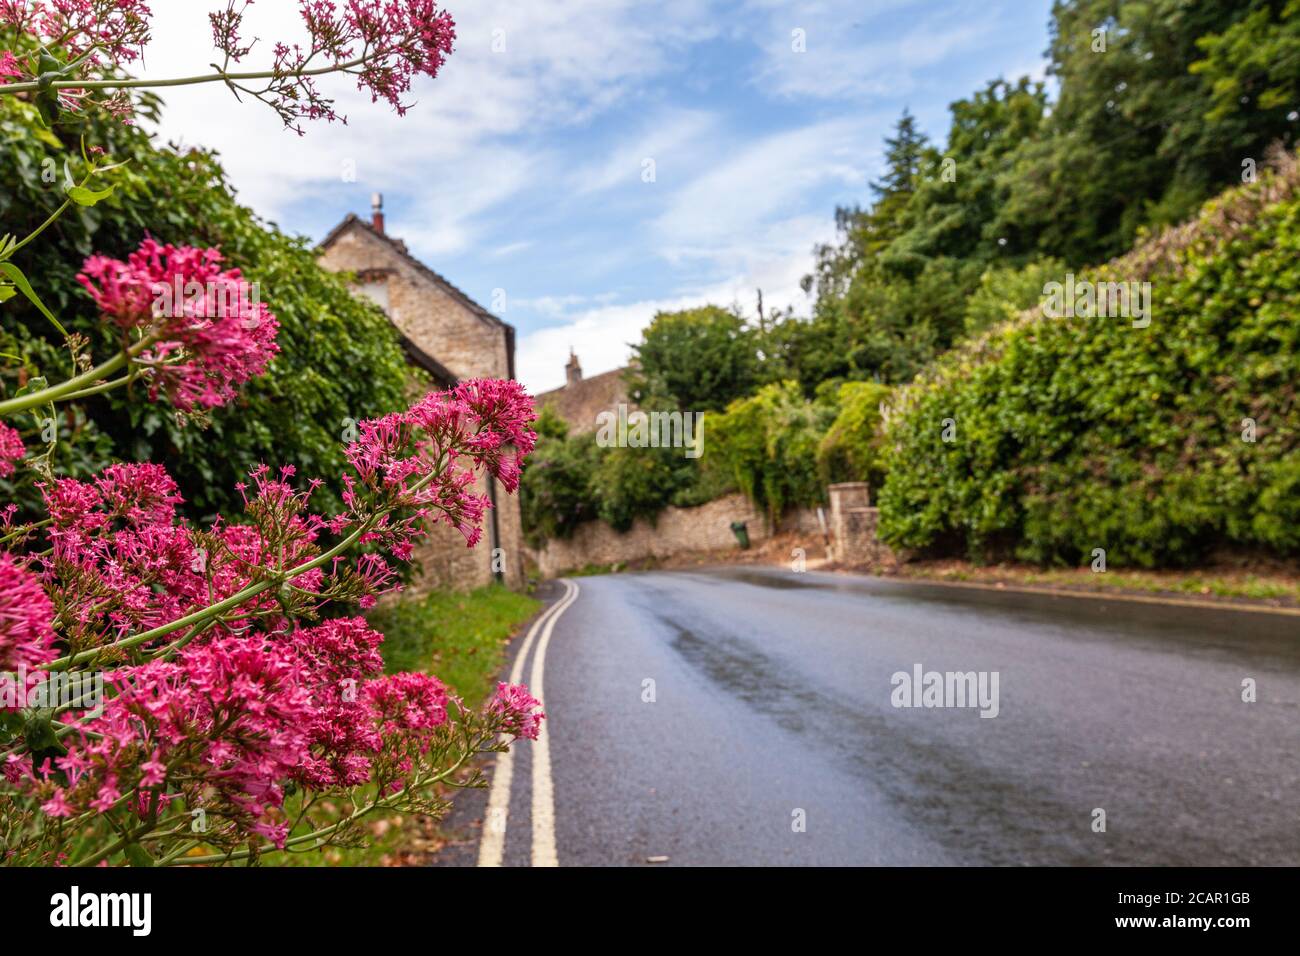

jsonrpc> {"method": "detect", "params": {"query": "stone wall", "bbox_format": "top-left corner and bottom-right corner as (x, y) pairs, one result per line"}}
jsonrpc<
(527, 493), (820, 577)
(526, 483), (901, 580)
(828, 482), (903, 568)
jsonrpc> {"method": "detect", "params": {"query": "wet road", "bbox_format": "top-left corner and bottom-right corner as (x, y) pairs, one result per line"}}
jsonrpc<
(455, 567), (1300, 866)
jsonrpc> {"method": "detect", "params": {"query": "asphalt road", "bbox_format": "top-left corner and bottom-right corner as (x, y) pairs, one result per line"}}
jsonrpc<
(442, 566), (1300, 867)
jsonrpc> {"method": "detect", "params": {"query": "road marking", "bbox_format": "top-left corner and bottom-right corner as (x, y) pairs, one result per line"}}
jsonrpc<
(529, 579), (579, 867)
(476, 579), (575, 868)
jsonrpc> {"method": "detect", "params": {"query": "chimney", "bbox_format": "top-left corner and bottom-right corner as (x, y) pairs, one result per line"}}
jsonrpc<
(565, 349), (582, 386)
(371, 192), (385, 235)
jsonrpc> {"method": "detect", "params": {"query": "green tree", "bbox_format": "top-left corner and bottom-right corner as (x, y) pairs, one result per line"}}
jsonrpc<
(961, 258), (1066, 338)
(628, 305), (759, 412)
(518, 408), (601, 547)
(994, 0), (1300, 265)
(709, 381), (832, 523)
(816, 380), (893, 488)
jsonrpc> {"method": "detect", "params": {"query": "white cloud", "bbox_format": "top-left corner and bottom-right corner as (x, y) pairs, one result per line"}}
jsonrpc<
(137, 0), (713, 227)
(515, 223), (830, 395)
(742, 0), (999, 101)
(650, 118), (875, 271)
(122, 0), (1051, 399)
(570, 109), (718, 195)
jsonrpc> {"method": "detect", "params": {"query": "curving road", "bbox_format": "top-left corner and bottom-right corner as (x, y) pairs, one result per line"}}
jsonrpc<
(438, 566), (1300, 867)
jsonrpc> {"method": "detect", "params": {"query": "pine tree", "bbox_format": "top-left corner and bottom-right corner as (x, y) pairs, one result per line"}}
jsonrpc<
(871, 109), (928, 201)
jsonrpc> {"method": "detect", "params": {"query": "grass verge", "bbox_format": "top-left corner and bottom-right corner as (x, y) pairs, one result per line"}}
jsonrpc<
(887, 560), (1300, 607)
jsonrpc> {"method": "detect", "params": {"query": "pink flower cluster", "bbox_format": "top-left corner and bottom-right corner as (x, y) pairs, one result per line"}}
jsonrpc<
(0, 552), (56, 670)
(212, 0), (455, 128)
(306, 0), (457, 115)
(37, 462), (341, 650)
(5, 382), (534, 664)
(77, 239), (279, 411)
(0, 50), (21, 83)
(0, 421), (24, 478)
(489, 682), (545, 741)
(0, 0), (152, 69)
(343, 378), (537, 556)
(0, 378), (541, 854)
(20, 616), (543, 848)
(31, 634), (317, 844)
(42, 462), (210, 645)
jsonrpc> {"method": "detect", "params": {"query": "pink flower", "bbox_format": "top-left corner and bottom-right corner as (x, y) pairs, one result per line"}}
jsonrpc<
(0, 1), (152, 67)
(139, 753), (166, 788)
(0, 50), (21, 83)
(0, 422), (24, 477)
(1, 0), (150, 113)
(341, 379), (535, 553)
(288, 1), (456, 121)
(35, 637), (315, 839)
(286, 618), (385, 789)
(40, 790), (74, 818)
(366, 671), (450, 734)
(77, 239), (279, 411)
(0, 552), (57, 670)
(489, 682), (545, 741)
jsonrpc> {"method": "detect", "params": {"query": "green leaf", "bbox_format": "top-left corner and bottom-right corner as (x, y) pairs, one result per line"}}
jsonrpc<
(32, 126), (62, 149)
(123, 843), (156, 868)
(35, 92), (60, 129)
(22, 712), (65, 756)
(15, 376), (48, 398)
(65, 183), (115, 207)
(0, 262), (68, 337)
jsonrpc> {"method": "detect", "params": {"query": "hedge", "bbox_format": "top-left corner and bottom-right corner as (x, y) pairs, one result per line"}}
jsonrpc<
(877, 154), (1300, 567)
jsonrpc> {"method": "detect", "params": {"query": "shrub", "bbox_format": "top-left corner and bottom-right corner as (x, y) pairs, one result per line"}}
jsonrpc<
(877, 155), (1300, 566)
(816, 380), (892, 489)
(519, 418), (602, 548)
(710, 381), (832, 523)
(961, 258), (1066, 338)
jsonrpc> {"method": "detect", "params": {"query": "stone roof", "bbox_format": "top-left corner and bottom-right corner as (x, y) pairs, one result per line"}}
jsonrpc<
(318, 212), (516, 380)
(320, 214), (511, 331)
(536, 366), (629, 434)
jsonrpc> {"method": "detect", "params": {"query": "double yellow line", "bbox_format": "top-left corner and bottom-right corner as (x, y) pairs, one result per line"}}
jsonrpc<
(477, 579), (581, 867)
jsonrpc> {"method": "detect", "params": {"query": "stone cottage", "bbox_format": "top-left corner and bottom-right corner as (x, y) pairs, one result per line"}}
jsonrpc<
(536, 350), (630, 434)
(318, 195), (526, 591)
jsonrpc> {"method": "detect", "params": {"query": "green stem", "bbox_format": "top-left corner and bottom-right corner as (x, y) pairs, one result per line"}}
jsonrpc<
(6, 198), (73, 259)
(0, 351), (128, 417)
(57, 374), (133, 402)
(1, 53), (375, 96)
(172, 735), (489, 867)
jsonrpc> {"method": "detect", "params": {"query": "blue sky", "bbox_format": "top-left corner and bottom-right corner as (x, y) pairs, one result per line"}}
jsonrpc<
(141, 0), (1054, 392)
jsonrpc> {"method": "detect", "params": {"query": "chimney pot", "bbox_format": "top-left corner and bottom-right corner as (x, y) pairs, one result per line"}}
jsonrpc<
(565, 349), (583, 386)
(371, 192), (385, 234)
